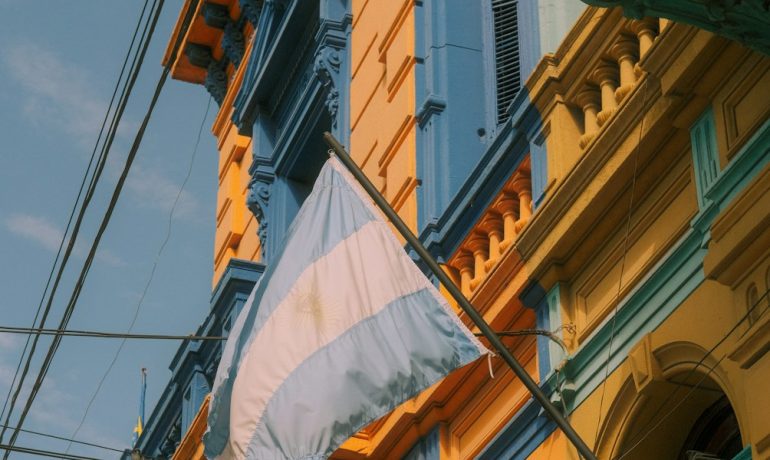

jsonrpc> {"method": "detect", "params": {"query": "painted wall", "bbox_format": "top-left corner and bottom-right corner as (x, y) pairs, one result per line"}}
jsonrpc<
(211, 113), (260, 286)
(150, 1), (770, 459)
(350, 0), (418, 231)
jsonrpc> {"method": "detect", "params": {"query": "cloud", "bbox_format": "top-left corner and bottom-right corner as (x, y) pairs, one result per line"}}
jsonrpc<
(5, 214), (64, 252)
(2, 43), (106, 144)
(4, 213), (126, 266)
(0, 334), (18, 351)
(126, 164), (200, 220)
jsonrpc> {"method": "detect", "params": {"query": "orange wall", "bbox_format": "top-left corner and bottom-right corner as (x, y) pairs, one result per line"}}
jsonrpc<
(350, 0), (418, 230)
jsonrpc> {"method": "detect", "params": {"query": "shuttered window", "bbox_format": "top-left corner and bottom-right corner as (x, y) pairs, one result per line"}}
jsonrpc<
(491, 0), (521, 125)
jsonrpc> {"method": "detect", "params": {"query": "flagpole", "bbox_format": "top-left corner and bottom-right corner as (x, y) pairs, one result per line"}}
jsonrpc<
(323, 132), (597, 460)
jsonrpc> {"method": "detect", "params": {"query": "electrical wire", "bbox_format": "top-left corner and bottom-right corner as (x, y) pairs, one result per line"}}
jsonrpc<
(1, 0), (174, 454)
(0, 0), (152, 427)
(66, 96), (213, 452)
(0, 423), (122, 453)
(613, 287), (770, 459)
(0, 0), (157, 446)
(0, 443), (101, 460)
(593, 78), (649, 449)
(0, 325), (225, 341)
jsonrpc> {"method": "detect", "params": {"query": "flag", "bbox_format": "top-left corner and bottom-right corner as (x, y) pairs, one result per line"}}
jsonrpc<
(204, 157), (489, 459)
(132, 368), (146, 446)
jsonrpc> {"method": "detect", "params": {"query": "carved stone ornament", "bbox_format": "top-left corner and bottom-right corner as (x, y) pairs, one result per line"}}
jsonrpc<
(205, 59), (228, 106)
(313, 47), (342, 128)
(239, 0), (261, 27)
(223, 21), (245, 67)
(246, 178), (271, 254)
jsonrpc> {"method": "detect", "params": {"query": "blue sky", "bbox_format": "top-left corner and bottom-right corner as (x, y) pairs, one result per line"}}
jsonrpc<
(0, 1), (220, 457)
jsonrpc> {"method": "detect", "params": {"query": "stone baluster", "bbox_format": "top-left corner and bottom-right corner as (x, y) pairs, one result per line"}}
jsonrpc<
(467, 232), (489, 290)
(591, 62), (620, 127)
(495, 193), (519, 252)
(481, 213), (504, 271)
(577, 86), (601, 149)
(609, 36), (639, 103)
(452, 251), (474, 297)
(629, 18), (658, 74)
(510, 173), (532, 233)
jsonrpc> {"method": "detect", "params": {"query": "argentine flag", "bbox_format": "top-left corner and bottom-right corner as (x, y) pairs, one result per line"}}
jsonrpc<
(204, 157), (489, 459)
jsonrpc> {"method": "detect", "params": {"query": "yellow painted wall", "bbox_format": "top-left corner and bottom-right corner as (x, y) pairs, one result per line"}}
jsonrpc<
(521, 7), (770, 460)
(350, 0), (418, 231)
(209, 42), (262, 287)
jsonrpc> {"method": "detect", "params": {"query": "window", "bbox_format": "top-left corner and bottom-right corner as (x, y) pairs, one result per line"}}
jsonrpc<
(491, 0), (521, 125)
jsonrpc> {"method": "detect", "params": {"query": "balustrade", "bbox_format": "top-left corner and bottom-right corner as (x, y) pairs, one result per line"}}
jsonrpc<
(447, 13), (665, 296)
(574, 16), (661, 150)
(449, 163), (532, 296)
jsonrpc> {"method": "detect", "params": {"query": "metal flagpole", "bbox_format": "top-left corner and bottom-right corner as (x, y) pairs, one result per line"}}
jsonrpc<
(323, 132), (597, 460)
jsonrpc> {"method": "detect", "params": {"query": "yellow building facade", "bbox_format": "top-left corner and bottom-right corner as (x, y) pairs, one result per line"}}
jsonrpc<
(133, 1), (770, 459)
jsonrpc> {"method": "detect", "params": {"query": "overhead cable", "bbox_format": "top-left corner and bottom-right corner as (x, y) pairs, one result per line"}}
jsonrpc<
(1, 0), (170, 454)
(593, 78), (649, 450)
(0, 0), (157, 445)
(0, 443), (101, 460)
(0, 423), (122, 453)
(67, 95), (213, 451)
(0, 325), (225, 341)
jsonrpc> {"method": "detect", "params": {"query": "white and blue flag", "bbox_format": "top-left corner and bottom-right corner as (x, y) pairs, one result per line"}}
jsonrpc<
(204, 157), (489, 460)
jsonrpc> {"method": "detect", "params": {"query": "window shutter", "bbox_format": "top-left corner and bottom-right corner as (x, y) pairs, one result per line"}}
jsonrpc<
(491, 0), (521, 125)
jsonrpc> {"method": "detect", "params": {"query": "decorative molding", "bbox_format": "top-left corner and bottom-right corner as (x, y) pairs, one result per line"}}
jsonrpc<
(239, 0), (262, 27)
(223, 21), (246, 67)
(246, 177), (272, 255)
(205, 59), (228, 105)
(415, 95), (447, 128)
(184, 43), (213, 68)
(202, 2), (230, 29)
(580, 0), (770, 56)
(313, 46), (342, 129)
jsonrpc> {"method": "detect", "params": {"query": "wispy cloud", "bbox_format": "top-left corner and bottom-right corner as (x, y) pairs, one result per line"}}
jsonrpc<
(4, 213), (126, 266)
(5, 214), (63, 252)
(2, 43), (106, 145)
(126, 164), (200, 220)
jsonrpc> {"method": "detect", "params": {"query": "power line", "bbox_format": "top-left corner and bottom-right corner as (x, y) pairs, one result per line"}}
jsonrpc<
(67, 96), (214, 452)
(1, 0), (171, 454)
(0, 325), (225, 341)
(593, 78), (649, 451)
(0, 424), (122, 453)
(0, 0), (159, 446)
(0, 443), (101, 460)
(613, 287), (770, 459)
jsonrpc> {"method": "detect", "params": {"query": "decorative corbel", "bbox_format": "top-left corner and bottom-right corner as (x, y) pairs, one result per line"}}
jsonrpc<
(204, 59), (228, 106)
(222, 21), (245, 67)
(239, 0), (261, 27)
(313, 46), (342, 129)
(246, 177), (272, 255)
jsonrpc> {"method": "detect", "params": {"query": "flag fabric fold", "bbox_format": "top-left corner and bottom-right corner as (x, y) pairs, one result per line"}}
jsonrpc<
(204, 157), (489, 460)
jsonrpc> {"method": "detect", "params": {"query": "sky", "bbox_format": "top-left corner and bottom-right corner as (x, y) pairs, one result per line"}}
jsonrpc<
(0, 1), (220, 458)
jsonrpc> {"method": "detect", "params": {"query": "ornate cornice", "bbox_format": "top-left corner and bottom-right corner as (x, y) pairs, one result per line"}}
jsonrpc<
(582, 0), (770, 55)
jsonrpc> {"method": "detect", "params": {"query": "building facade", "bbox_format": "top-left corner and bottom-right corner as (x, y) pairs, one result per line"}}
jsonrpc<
(133, 1), (770, 459)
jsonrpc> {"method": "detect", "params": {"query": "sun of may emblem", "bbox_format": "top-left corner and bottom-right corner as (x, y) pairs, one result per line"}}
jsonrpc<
(289, 285), (340, 340)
